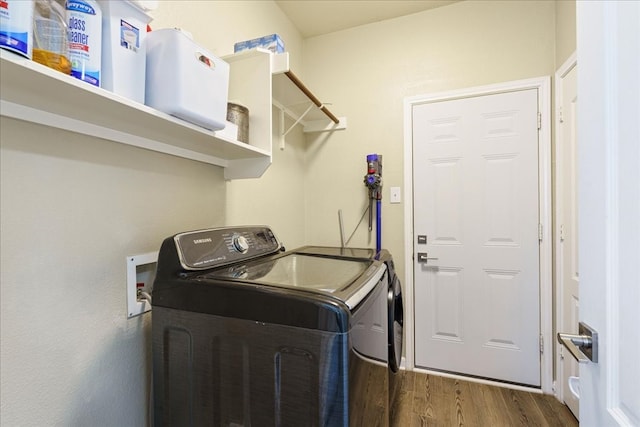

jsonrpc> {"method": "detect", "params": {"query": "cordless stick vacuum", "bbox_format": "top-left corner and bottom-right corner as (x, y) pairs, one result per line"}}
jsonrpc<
(364, 154), (383, 255)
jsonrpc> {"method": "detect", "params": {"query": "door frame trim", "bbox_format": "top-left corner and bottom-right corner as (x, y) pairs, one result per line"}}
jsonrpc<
(402, 76), (553, 393)
(554, 52), (577, 405)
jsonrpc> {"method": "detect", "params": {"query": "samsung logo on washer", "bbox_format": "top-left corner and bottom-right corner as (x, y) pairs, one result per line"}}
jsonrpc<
(193, 238), (212, 244)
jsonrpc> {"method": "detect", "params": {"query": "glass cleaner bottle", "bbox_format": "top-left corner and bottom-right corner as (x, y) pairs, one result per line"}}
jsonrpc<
(66, 0), (101, 86)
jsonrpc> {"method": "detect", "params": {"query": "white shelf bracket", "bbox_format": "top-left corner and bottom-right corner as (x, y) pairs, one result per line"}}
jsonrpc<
(278, 102), (315, 150)
(303, 116), (347, 133)
(284, 103), (316, 136)
(279, 107), (285, 150)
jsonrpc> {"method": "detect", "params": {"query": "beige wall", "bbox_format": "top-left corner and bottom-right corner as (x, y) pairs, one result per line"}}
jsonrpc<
(150, 0), (309, 249)
(301, 0), (558, 284)
(555, 0), (577, 67)
(0, 118), (227, 424)
(1, 1), (577, 424)
(0, 2), (304, 425)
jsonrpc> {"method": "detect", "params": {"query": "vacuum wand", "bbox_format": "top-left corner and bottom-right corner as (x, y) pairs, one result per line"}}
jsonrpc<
(364, 154), (382, 253)
(368, 200), (374, 231)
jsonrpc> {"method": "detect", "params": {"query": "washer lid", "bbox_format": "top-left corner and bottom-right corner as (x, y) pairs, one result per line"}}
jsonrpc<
(295, 246), (375, 260)
(200, 253), (386, 308)
(203, 253), (367, 292)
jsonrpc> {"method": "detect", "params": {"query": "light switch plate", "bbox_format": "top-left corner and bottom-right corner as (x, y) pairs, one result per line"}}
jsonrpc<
(390, 186), (401, 204)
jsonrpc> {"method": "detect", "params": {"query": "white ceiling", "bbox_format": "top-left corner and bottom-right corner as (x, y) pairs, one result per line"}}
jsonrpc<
(275, 0), (460, 38)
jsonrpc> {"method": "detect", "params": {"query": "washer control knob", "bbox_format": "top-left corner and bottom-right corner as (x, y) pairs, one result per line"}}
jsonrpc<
(232, 235), (249, 253)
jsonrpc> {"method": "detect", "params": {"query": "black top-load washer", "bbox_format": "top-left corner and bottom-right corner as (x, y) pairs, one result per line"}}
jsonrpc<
(151, 226), (403, 427)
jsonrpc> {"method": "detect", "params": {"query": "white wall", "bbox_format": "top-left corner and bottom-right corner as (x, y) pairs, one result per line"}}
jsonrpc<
(0, 2), (305, 425)
(300, 0), (558, 286)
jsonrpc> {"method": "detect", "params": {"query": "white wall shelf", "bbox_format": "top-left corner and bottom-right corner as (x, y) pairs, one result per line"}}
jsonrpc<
(0, 49), (272, 179)
(1, 48), (345, 176)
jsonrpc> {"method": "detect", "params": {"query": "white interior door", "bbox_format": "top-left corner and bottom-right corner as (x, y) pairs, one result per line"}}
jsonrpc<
(412, 88), (541, 386)
(556, 57), (580, 418)
(576, 1), (640, 425)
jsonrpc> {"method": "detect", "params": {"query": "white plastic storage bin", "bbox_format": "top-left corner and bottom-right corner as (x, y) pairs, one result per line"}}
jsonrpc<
(98, 0), (154, 103)
(145, 28), (229, 131)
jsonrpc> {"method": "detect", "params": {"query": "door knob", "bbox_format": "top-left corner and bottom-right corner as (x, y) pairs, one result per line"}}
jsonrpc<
(557, 322), (598, 363)
(417, 252), (438, 263)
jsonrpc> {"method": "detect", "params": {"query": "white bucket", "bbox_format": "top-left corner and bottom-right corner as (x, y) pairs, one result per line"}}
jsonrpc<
(145, 28), (229, 131)
(98, 0), (154, 104)
(0, 0), (34, 59)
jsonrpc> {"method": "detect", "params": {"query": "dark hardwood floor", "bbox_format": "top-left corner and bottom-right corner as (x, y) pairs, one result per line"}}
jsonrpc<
(390, 371), (578, 427)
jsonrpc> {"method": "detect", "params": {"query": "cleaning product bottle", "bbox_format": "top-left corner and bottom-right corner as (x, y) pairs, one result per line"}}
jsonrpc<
(66, 0), (101, 86)
(32, 0), (70, 74)
(0, 0), (35, 59)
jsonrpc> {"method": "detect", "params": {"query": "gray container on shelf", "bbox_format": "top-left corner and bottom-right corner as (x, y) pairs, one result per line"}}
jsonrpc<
(227, 102), (249, 143)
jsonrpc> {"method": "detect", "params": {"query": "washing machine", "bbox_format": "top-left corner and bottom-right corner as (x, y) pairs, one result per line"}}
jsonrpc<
(151, 226), (402, 426)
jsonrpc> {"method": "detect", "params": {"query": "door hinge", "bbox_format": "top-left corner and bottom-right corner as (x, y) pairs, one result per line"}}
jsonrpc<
(559, 106), (564, 124)
(540, 334), (544, 354)
(560, 224), (565, 242)
(537, 112), (542, 130)
(538, 223), (543, 241)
